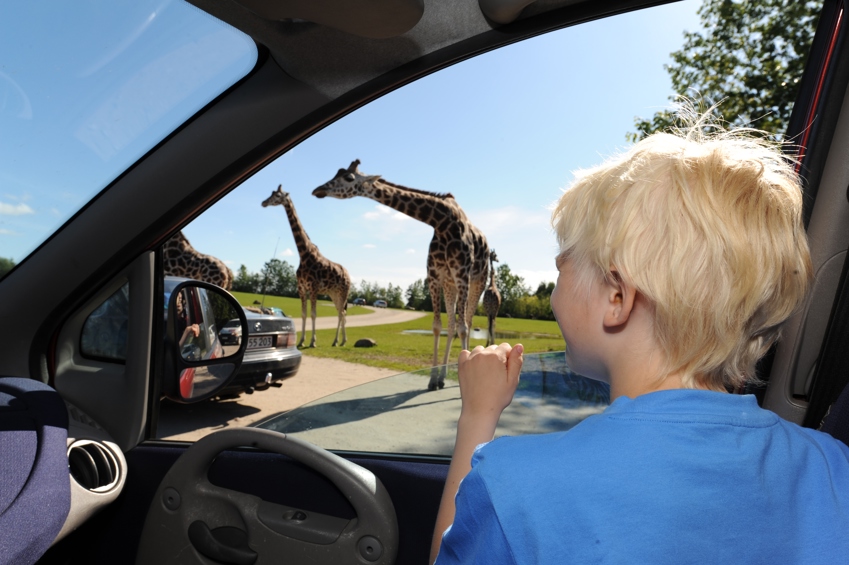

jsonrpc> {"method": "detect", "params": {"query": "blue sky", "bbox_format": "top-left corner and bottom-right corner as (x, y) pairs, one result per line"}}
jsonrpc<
(186, 0), (702, 292)
(2, 0), (702, 292)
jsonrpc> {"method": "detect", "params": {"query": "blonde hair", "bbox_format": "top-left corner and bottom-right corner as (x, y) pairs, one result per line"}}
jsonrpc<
(551, 125), (812, 391)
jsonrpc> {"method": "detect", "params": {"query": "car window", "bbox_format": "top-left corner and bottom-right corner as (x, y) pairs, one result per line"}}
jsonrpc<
(153, 0), (809, 454)
(0, 1), (256, 277)
(81, 283), (130, 362)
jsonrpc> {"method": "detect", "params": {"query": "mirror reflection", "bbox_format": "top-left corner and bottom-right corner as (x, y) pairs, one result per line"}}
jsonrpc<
(179, 364), (237, 400)
(165, 278), (241, 363)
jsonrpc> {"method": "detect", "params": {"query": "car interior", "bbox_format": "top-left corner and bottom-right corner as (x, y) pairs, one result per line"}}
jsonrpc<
(3, 0), (849, 563)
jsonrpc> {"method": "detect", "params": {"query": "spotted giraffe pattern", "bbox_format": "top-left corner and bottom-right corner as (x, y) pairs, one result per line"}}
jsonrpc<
(482, 249), (501, 347)
(313, 159), (490, 389)
(162, 231), (233, 290)
(262, 186), (351, 347)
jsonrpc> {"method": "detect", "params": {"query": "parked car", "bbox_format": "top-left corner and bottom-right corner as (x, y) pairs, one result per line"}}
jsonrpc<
(3, 1), (849, 564)
(218, 319), (243, 345)
(373, 300), (388, 308)
(222, 308), (301, 396)
(352, 297), (366, 306)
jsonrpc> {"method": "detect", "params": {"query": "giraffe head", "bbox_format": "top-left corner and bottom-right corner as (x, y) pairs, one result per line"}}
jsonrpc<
(312, 159), (381, 199)
(489, 249), (499, 263)
(262, 185), (291, 208)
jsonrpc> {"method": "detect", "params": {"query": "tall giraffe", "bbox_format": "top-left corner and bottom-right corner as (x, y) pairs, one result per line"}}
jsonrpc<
(163, 231), (233, 290)
(482, 249), (501, 347)
(262, 186), (350, 347)
(313, 160), (489, 390)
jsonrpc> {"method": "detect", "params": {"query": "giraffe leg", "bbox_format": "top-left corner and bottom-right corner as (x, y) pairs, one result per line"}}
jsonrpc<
(331, 291), (347, 346)
(487, 313), (495, 347)
(309, 295), (318, 347)
(436, 286), (460, 390)
(466, 277), (486, 348)
(298, 292), (307, 348)
(455, 282), (470, 352)
(427, 279), (443, 391)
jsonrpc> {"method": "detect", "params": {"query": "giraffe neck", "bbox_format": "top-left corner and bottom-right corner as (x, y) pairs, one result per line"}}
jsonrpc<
(489, 259), (497, 289)
(365, 179), (456, 229)
(282, 198), (317, 261)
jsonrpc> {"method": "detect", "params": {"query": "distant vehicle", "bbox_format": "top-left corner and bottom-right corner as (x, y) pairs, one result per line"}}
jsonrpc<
(266, 306), (287, 317)
(218, 319), (242, 345)
(352, 297), (366, 306)
(373, 300), (387, 308)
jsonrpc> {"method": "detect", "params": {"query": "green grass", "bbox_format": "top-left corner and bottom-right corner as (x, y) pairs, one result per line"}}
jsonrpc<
(231, 292), (371, 317)
(298, 314), (565, 373)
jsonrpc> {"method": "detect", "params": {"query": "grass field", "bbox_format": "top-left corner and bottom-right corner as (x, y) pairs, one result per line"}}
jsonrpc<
(231, 292), (371, 317)
(298, 313), (565, 373)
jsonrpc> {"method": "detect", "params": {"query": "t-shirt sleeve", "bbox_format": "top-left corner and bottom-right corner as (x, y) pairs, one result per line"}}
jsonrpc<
(434, 464), (516, 565)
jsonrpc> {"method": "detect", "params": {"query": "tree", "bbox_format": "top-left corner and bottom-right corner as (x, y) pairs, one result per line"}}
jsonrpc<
(628, 0), (821, 142)
(535, 281), (555, 300)
(385, 283), (404, 309)
(0, 257), (15, 278)
(258, 259), (297, 297)
(496, 264), (529, 304)
(404, 279), (430, 310)
(496, 263), (530, 317)
(232, 265), (261, 293)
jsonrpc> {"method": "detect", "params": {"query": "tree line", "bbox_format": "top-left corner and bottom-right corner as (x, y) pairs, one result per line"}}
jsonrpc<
(234, 258), (555, 320)
(0, 258), (15, 278)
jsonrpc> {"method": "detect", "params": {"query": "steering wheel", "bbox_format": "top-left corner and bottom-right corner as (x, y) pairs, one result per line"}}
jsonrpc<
(136, 428), (398, 565)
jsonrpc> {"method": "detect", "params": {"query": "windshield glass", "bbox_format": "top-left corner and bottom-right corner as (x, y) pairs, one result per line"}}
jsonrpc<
(253, 352), (610, 456)
(0, 1), (257, 275)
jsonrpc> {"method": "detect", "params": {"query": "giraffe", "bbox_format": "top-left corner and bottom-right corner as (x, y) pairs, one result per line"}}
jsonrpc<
(262, 186), (351, 347)
(482, 249), (501, 347)
(313, 160), (490, 390)
(162, 231), (234, 290)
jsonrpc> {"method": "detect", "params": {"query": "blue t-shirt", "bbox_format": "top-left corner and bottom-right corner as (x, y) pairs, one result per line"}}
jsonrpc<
(436, 389), (849, 564)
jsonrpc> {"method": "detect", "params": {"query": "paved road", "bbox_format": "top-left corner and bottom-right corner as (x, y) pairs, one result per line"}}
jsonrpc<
(301, 305), (427, 330)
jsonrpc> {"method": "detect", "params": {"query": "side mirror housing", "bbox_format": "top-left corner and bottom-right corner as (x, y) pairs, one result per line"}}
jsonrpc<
(162, 280), (248, 403)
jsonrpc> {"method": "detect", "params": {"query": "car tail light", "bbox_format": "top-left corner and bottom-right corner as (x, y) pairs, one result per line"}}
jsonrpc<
(285, 331), (296, 348)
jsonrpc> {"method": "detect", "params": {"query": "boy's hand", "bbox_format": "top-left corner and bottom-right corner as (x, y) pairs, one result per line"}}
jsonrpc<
(458, 343), (524, 422)
(430, 343), (524, 564)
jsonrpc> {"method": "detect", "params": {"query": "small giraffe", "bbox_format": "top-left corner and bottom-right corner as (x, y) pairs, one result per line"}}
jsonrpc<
(163, 231), (233, 290)
(482, 249), (501, 347)
(313, 160), (489, 390)
(262, 186), (350, 347)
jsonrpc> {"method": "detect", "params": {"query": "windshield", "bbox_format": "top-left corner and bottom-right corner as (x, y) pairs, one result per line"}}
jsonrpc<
(254, 352), (610, 456)
(0, 1), (257, 275)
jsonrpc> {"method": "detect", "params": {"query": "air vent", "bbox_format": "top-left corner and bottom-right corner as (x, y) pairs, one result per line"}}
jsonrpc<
(68, 440), (120, 492)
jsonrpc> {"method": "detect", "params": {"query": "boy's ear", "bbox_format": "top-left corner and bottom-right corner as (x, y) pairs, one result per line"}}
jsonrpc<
(603, 270), (636, 329)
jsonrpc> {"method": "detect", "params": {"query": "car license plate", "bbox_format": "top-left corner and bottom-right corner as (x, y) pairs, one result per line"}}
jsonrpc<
(247, 336), (273, 349)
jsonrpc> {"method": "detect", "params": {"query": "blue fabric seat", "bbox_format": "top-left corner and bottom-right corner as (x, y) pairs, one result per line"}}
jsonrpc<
(0, 378), (70, 565)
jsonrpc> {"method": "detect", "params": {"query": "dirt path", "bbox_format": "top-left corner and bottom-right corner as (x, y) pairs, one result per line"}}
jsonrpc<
(307, 305), (427, 330)
(158, 355), (401, 441)
(158, 307), (429, 441)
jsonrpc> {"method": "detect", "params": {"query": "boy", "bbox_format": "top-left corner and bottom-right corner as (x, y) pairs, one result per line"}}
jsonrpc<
(430, 125), (849, 564)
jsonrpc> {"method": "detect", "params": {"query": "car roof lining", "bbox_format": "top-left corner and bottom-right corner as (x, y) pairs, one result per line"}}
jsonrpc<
(192, 0), (592, 98)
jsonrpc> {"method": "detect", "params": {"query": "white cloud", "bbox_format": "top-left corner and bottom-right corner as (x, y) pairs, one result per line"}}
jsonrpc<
(363, 204), (412, 223)
(517, 269), (559, 291)
(405, 248), (416, 254)
(472, 205), (551, 235)
(363, 243), (376, 249)
(0, 228), (16, 235)
(0, 202), (34, 216)
(279, 248), (294, 257)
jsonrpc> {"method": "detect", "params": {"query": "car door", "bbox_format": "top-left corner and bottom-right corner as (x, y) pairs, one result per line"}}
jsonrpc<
(12, 0), (849, 564)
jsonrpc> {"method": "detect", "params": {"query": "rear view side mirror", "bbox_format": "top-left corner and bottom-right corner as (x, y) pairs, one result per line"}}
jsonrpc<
(163, 280), (248, 403)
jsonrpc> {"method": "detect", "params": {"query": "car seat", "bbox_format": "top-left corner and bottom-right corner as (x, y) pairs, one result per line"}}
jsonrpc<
(0, 378), (70, 565)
